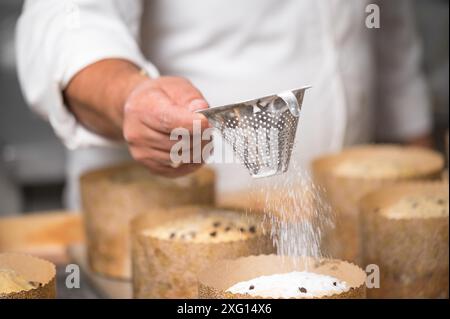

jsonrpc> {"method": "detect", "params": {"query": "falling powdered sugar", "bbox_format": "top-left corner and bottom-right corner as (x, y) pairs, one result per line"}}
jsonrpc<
(245, 160), (334, 265)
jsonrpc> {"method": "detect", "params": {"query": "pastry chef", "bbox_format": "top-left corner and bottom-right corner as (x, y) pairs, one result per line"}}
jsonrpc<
(16, 0), (432, 209)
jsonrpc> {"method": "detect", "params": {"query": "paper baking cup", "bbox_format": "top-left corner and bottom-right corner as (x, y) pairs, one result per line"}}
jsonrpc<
(312, 145), (444, 264)
(360, 182), (449, 298)
(80, 162), (215, 279)
(198, 254), (366, 299)
(131, 206), (275, 298)
(0, 253), (56, 299)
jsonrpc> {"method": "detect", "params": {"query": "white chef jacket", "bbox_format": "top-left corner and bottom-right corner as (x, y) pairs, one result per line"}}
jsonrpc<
(16, 0), (432, 209)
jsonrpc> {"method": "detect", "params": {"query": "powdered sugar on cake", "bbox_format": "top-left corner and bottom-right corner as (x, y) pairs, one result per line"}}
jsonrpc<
(226, 271), (348, 298)
(333, 157), (418, 179)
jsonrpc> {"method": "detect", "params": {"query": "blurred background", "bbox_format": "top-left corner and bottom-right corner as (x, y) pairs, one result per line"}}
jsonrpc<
(0, 0), (449, 216)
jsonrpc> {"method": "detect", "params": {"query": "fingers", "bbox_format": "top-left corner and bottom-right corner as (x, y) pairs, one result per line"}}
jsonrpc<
(129, 136), (207, 166)
(124, 117), (176, 151)
(134, 88), (207, 135)
(125, 76), (209, 135)
(124, 76), (212, 179)
(158, 77), (208, 111)
(156, 77), (210, 130)
(124, 115), (206, 153)
(157, 102), (207, 134)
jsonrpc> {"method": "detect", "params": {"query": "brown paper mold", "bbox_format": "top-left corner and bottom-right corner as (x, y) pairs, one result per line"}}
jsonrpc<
(0, 253), (56, 299)
(80, 162), (215, 279)
(360, 182), (449, 298)
(312, 145), (444, 264)
(131, 206), (275, 298)
(198, 255), (367, 299)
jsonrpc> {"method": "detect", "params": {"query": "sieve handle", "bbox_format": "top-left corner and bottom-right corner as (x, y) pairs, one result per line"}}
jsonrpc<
(277, 90), (301, 117)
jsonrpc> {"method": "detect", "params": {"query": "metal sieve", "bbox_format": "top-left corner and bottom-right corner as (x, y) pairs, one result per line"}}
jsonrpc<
(196, 87), (310, 178)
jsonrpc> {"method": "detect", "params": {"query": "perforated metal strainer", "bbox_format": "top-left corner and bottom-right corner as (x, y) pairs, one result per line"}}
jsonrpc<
(197, 87), (310, 178)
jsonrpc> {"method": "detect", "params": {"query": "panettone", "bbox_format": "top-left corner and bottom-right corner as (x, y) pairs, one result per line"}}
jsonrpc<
(131, 206), (274, 298)
(312, 145), (444, 264)
(199, 255), (366, 299)
(80, 162), (215, 279)
(360, 182), (449, 298)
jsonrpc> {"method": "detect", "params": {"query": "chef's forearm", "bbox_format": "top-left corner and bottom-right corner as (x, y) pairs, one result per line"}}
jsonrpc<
(63, 59), (148, 140)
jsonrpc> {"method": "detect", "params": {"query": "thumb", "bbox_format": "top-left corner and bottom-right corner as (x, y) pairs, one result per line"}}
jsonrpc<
(188, 98), (209, 112)
(187, 99), (210, 126)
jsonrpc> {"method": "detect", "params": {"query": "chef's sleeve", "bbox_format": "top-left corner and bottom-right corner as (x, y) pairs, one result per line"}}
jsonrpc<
(15, 0), (159, 149)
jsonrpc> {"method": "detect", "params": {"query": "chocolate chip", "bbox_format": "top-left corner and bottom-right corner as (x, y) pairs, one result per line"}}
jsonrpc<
(239, 227), (245, 233)
(333, 282), (337, 286)
(249, 285), (255, 290)
(213, 221), (221, 228)
(249, 226), (256, 233)
(210, 231), (217, 237)
(224, 227), (231, 232)
(169, 233), (176, 239)
(299, 287), (307, 293)
(437, 199), (445, 205)
(29, 281), (42, 288)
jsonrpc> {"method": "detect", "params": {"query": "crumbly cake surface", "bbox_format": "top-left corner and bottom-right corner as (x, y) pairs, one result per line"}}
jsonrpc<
(333, 156), (421, 179)
(0, 268), (40, 294)
(142, 210), (260, 243)
(226, 271), (348, 298)
(382, 194), (449, 219)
